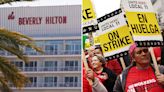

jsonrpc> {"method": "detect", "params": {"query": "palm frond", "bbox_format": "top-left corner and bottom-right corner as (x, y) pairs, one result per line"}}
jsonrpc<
(0, 76), (12, 92)
(0, 56), (29, 89)
(0, 28), (44, 62)
(0, 28), (43, 52)
(0, 1), (39, 92)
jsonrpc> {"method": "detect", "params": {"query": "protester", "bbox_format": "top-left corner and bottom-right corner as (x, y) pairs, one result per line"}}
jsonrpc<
(88, 46), (95, 57)
(91, 54), (117, 92)
(153, 47), (161, 64)
(106, 59), (123, 76)
(83, 75), (92, 92)
(122, 54), (131, 67)
(85, 69), (108, 92)
(113, 43), (164, 92)
(161, 47), (164, 65)
(94, 46), (122, 75)
(87, 46), (96, 69)
(161, 30), (164, 65)
(94, 46), (103, 56)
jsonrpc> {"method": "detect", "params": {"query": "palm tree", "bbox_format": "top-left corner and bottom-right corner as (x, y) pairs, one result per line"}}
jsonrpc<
(0, 29), (43, 92)
(0, 0), (43, 92)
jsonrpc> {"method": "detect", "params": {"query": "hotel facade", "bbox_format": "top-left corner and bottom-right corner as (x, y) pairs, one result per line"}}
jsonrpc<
(0, 5), (81, 92)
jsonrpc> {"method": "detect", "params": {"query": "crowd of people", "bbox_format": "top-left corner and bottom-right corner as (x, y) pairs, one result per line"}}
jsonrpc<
(83, 44), (164, 92)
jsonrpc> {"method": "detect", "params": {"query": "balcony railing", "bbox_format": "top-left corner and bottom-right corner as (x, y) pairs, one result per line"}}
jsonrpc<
(17, 66), (81, 72)
(0, 50), (81, 56)
(10, 82), (81, 88)
(44, 50), (81, 55)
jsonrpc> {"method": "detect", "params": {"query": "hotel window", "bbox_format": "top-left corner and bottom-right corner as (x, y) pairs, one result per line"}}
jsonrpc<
(11, 61), (23, 71)
(25, 47), (37, 55)
(65, 40), (74, 54)
(25, 61), (37, 71)
(65, 40), (81, 54)
(75, 44), (81, 54)
(26, 77), (37, 87)
(64, 76), (78, 87)
(74, 60), (79, 71)
(36, 41), (44, 51)
(65, 61), (78, 71)
(44, 61), (57, 71)
(74, 40), (81, 54)
(45, 45), (54, 55)
(45, 40), (63, 55)
(45, 44), (58, 55)
(44, 77), (57, 87)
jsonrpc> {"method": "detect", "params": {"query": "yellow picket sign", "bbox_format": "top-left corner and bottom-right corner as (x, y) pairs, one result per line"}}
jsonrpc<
(93, 30), (100, 45)
(82, 0), (96, 23)
(126, 12), (161, 36)
(94, 36), (100, 45)
(99, 25), (134, 53)
(85, 39), (91, 49)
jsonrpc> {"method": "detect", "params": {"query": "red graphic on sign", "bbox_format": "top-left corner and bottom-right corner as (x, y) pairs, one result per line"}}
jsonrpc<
(8, 11), (15, 20)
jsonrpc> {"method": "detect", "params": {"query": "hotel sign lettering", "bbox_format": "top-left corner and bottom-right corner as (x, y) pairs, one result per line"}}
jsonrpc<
(8, 11), (67, 25)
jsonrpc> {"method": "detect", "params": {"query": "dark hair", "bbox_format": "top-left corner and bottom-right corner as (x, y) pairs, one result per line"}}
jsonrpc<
(95, 46), (103, 52)
(94, 46), (104, 56)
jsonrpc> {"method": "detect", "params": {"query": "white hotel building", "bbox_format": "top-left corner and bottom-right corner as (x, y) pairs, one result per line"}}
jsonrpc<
(0, 5), (81, 92)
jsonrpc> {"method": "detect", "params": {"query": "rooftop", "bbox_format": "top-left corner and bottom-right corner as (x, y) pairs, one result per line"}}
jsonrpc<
(0, 0), (81, 7)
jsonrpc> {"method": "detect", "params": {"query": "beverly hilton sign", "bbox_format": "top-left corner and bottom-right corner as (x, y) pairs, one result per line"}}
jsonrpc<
(8, 11), (67, 25)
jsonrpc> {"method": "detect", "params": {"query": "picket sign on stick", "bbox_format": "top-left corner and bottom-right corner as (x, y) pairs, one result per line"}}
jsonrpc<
(121, 0), (163, 73)
(82, 0), (99, 85)
(149, 47), (160, 75)
(119, 57), (126, 70)
(82, 0), (97, 27)
(97, 9), (134, 70)
(82, 50), (93, 85)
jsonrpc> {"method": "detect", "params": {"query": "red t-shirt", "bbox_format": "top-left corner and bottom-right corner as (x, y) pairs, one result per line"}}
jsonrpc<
(94, 71), (106, 83)
(83, 77), (92, 92)
(125, 66), (164, 92)
(153, 47), (161, 59)
(105, 59), (122, 75)
(83, 68), (92, 92)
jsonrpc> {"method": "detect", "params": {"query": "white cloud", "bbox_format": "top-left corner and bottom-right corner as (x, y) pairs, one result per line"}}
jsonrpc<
(92, 0), (120, 18)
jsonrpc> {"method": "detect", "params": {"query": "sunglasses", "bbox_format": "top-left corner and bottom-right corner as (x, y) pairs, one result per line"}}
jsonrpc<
(136, 48), (149, 54)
